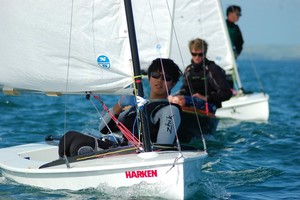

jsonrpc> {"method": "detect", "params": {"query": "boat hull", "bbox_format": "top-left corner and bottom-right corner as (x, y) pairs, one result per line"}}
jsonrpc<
(178, 107), (219, 142)
(0, 142), (207, 199)
(215, 92), (269, 121)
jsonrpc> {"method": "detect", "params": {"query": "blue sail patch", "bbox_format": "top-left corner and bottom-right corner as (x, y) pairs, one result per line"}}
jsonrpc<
(97, 55), (110, 69)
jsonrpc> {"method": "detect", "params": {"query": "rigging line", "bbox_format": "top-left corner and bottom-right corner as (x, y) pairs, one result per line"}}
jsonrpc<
(76, 146), (137, 161)
(63, 155), (70, 168)
(62, 0), (75, 162)
(191, 3), (209, 151)
(152, 1), (206, 151)
(88, 93), (121, 145)
(93, 95), (141, 149)
(182, 70), (206, 140)
(167, 0), (208, 150)
(178, 2), (207, 151)
(247, 53), (266, 93)
(133, 74), (144, 79)
(147, 0), (164, 60)
(158, 58), (183, 152)
(132, 114), (142, 144)
(165, 0), (186, 69)
(133, 73), (144, 94)
(148, 0), (184, 152)
(146, 2), (169, 82)
(130, 60), (143, 146)
(146, 1), (183, 151)
(92, 0), (96, 59)
(166, 0), (208, 119)
(166, 153), (183, 174)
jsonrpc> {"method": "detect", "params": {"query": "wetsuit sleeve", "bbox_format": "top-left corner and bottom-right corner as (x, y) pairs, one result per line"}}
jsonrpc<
(99, 108), (114, 133)
(207, 65), (232, 105)
(235, 26), (244, 55)
(99, 108), (127, 134)
(177, 67), (190, 95)
(153, 105), (181, 144)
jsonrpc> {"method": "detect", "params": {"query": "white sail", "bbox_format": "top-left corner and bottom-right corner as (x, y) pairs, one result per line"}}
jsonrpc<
(0, 1), (133, 94)
(131, 0), (237, 78)
(0, 2), (209, 199)
(172, 0), (238, 77)
(0, 0), (269, 122)
(0, 0), (240, 94)
(131, 0), (269, 121)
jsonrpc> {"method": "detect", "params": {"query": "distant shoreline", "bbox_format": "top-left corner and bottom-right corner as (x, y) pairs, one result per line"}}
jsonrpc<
(239, 45), (300, 60)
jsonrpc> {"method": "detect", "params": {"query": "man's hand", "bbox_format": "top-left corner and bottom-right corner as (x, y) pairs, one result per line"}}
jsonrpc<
(118, 95), (136, 108)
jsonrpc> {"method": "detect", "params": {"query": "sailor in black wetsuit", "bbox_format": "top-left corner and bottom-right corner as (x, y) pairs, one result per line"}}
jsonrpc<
(59, 58), (182, 157)
(169, 38), (232, 113)
(99, 58), (182, 144)
(226, 5), (244, 58)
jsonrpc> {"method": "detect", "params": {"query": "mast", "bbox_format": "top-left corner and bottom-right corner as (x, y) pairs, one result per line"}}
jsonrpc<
(123, 0), (152, 152)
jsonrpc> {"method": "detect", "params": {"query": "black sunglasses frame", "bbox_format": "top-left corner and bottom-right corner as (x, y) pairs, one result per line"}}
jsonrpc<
(150, 72), (173, 82)
(191, 52), (204, 57)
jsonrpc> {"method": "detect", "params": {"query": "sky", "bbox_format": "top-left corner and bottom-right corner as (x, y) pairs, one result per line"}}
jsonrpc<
(221, 0), (300, 47)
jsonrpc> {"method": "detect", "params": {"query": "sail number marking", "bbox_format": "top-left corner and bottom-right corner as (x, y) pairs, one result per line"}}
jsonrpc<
(97, 55), (110, 69)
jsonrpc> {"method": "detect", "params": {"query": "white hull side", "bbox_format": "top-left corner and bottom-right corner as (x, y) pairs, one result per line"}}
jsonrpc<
(0, 142), (207, 199)
(215, 93), (269, 121)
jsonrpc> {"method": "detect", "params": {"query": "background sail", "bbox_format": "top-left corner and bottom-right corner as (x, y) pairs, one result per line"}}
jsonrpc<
(132, 0), (239, 85)
(0, 0), (133, 94)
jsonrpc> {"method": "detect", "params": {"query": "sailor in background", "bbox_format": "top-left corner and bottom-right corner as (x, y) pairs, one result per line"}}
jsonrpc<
(168, 38), (232, 113)
(226, 5), (244, 59)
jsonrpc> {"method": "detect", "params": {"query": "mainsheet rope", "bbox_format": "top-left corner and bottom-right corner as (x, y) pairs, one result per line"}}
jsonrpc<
(93, 95), (142, 149)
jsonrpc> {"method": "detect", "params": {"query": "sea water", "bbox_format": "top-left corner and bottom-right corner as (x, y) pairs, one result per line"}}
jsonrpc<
(0, 59), (299, 199)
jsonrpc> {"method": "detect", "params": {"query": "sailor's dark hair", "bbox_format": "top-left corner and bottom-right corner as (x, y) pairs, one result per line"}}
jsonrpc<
(147, 58), (182, 84)
(226, 5), (241, 16)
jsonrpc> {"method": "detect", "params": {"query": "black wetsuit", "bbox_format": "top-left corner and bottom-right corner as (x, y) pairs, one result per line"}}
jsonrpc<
(226, 19), (244, 57)
(100, 101), (182, 143)
(178, 58), (232, 108)
(59, 101), (181, 157)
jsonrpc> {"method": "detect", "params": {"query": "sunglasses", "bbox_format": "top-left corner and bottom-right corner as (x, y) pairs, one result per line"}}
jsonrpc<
(191, 52), (204, 57)
(150, 72), (173, 82)
(236, 12), (242, 17)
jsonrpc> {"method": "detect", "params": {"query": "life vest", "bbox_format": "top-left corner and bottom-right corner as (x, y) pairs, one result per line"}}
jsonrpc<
(184, 59), (228, 108)
(185, 62), (210, 95)
(122, 101), (182, 143)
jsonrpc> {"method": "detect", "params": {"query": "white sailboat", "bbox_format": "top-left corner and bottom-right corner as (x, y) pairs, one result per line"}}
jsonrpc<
(0, 0), (207, 199)
(147, 0), (269, 121)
